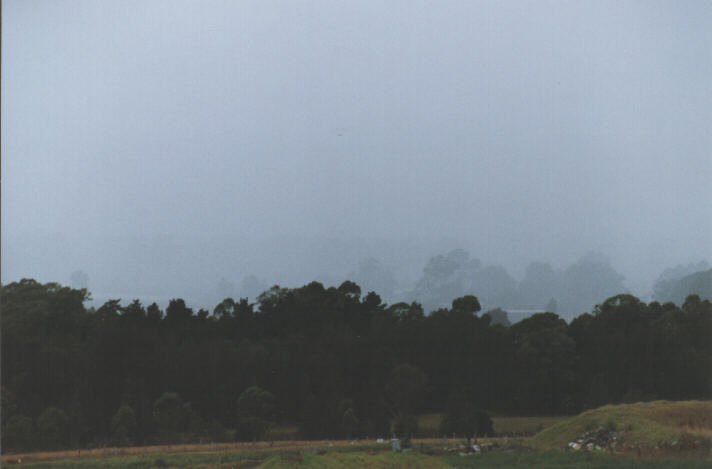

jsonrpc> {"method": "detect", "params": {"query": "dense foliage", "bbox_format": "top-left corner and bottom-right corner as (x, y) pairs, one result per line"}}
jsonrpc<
(2, 279), (710, 452)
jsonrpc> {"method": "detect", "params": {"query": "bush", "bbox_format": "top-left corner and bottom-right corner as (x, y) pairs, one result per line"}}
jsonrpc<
(237, 386), (275, 441)
(111, 405), (137, 447)
(206, 419), (228, 442)
(338, 398), (359, 439)
(3, 414), (34, 452)
(152, 392), (200, 443)
(37, 407), (70, 450)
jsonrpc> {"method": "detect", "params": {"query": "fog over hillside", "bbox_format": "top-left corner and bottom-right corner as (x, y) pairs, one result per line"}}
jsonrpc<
(3, 1), (711, 315)
(3, 231), (709, 321)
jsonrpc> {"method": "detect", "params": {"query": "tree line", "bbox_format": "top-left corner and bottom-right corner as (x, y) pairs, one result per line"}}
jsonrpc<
(2, 278), (710, 452)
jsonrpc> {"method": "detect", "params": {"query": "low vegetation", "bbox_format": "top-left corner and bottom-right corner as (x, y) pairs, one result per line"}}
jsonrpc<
(259, 451), (451, 469)
(8, 445), (712, 468)
(444, 452), (712, 468)
(527, 400), (712, 455)
(418, 413), (566, 437)
(5, 402), (711, 467)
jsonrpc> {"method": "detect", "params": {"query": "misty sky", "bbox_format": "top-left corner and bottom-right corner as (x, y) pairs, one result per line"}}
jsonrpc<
(2, 1), (711, 304)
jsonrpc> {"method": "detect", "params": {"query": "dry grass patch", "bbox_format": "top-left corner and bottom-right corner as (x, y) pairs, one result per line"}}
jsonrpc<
(527, 400), (712, 456)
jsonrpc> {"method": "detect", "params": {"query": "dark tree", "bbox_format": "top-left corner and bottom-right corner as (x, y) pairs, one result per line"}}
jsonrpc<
(111, 405), (137, 447)
(452, 295), (481, 314)
(152, 393), (186, 444)
(37, 407), (70, 450)
(237, 386), (275, 441)
(385, 364), (428, 437)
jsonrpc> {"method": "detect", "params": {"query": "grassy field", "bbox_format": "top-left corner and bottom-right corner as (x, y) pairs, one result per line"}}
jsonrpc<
(444, 452), (712, 468)
(0, 441), (387, 467)
(8, 448), (712, 468)
(528, 400), (712, 454)
(261, 451), (712, 469)
(4, 401), (711, 468)
(259, 451), (451, 468)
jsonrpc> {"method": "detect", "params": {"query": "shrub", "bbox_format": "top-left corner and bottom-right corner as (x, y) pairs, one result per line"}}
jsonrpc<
(152, 392), (194, 443)
(111, 405), (137, 447)
(3, 414), (34, 452)
(237, 386), (275, 441)
(37, 407), (70, 450)
(206, 419), (228, 442)
(338, 398), (359, 439)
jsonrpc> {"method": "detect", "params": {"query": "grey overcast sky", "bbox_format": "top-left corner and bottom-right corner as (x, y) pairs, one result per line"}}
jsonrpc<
(2, 1), (711, 301)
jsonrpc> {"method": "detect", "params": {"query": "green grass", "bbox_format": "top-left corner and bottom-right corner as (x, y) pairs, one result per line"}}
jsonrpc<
(527, 400), (712, 454)
(10, 450), (270, 468)
(14, 449), (445, 469)
(444, 452), (712, 468)
(16, 450), (712, 468)
(258, 451), (451, 468)
(11, 402), (711, 468)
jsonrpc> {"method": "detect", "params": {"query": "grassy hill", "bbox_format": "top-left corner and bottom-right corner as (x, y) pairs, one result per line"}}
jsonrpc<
(527, 400), (712, 455)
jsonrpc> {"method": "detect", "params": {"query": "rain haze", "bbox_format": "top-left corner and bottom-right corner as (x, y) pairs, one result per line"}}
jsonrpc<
(3, 1), (711, 316)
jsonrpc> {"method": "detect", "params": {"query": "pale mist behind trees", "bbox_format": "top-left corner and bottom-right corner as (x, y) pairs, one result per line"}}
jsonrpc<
(2, 2), (711, 315)
(5, 229), (710, 322)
